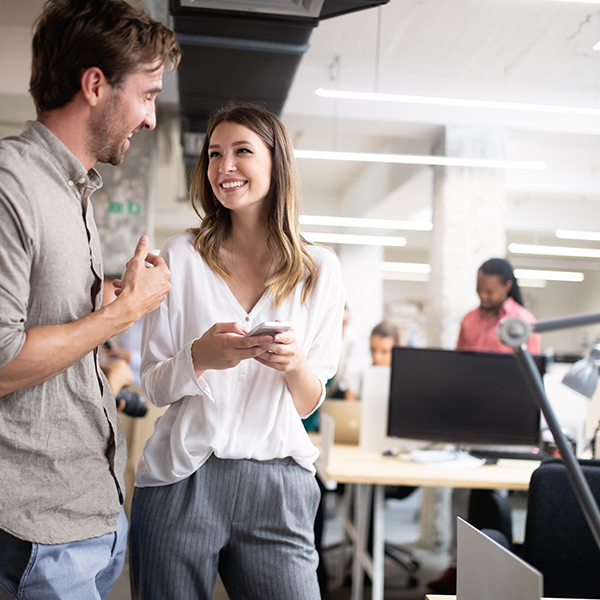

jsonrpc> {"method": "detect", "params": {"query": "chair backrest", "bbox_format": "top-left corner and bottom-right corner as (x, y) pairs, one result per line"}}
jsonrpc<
(468, 489), (514, 552)
(522, 457), (600, 598)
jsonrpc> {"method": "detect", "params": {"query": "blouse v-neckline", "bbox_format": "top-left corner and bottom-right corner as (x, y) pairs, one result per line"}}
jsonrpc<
(214, 272), (270, 319)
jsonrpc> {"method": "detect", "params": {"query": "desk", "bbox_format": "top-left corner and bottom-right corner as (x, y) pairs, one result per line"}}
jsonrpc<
(316, 443), (540, 600)
(425, 597), (599, 600)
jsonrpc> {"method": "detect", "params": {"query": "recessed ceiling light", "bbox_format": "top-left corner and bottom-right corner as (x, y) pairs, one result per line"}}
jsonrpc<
(509, 243), (600, 259)
(514, 268), (585, 282)
(315, 87), (600, 117)
(518, 279), (548, 288)
(300, 215), (432, 231)
(556, 229), (600, 242)
(382, 272), (430, 282)
(302, 232), (406, 247)
(380, 261), (431, 273)
(294, 149), (546, 171)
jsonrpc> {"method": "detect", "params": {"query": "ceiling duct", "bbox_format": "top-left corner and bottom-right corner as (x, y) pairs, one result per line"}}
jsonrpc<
(169, 0), (388, 161)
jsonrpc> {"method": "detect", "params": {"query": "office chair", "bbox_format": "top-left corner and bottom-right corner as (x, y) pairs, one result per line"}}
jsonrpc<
(468, 489), (514, 552)
(522, 458), (600, 598)
(376, 486), (420, 589)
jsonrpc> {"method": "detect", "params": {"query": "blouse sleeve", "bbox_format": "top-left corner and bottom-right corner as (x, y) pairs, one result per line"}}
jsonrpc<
(303, 248), (346, 411)
(140, 245), (214, 408)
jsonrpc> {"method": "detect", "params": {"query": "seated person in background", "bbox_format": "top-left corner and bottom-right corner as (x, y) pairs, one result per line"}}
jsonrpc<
(101, 275), (147, 417)
(428, 257), (541, 594)
(102, 360), (134, 410)
(345, 321), (400, 400)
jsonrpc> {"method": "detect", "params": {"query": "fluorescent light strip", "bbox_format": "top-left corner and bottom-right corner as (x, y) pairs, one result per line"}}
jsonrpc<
(300, 215), (432, 231)
(518, 279), (548, 288)
(303, 232), (406, 247)
(315, 87), (600, 117)
(514, 268), (584, 282)
(546, 0), (600, 4)
(556, 229), (600, 242)
(509, 243), (600, 259)
(380, 261), (431, 274)
(382, 272), (430, 282)
(294, 149), (546, 170)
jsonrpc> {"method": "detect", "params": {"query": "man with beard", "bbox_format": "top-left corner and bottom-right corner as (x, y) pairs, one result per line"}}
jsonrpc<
(0, 1), (180, 597)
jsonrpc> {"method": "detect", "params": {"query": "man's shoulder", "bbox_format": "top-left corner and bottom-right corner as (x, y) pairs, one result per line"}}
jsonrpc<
(0, 132), (30, 162)
(0, 128), (48, 180)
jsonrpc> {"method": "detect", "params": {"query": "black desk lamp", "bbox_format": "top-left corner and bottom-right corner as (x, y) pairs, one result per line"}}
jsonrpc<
(497, 312), (600, 552)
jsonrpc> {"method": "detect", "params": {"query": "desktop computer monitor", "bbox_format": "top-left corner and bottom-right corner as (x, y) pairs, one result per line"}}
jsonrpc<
(387, 347), (547, 447)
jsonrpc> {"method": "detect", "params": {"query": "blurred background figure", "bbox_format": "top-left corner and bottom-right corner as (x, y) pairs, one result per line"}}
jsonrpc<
(100, 274), (147, 417)
(456, 257), (540, 354)
(345, 321), (400, 400)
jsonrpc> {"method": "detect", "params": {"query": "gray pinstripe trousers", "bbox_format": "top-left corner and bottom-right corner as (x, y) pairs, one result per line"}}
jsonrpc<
(129, 455), (321, 600)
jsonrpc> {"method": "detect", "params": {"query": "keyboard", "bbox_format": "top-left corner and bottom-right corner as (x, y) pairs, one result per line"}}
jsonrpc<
(469, 449), (549, 462)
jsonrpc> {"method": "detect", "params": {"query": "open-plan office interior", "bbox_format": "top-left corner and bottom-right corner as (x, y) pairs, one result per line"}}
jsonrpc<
(2, 0), (600, 598)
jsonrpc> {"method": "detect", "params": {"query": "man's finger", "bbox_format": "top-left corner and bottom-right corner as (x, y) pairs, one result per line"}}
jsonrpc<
(144, 252), (165, 268)
(133, 235), (150, 260)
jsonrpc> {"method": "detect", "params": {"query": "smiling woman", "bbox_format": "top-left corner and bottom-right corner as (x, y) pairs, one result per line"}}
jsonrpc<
(128, 102), (346, 600)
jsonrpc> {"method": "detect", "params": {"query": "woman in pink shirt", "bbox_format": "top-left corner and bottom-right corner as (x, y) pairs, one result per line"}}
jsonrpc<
(456, 258), (541, 354)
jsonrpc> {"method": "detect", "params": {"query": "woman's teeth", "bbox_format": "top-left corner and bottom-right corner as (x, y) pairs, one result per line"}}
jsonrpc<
(222, 181), (245, 189)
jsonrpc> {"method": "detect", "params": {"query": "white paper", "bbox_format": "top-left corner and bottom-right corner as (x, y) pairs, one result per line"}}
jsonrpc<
(410, 448), (485, 471)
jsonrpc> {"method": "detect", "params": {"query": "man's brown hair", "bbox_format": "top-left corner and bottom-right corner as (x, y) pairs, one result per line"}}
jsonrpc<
(30, 0), (181, 115)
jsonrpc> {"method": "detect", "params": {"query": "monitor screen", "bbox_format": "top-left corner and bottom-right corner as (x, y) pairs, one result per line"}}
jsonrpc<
(387, 347), (546, 447)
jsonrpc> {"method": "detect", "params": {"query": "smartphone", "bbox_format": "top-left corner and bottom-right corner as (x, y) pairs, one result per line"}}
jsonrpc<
(246, 321), (291, 337)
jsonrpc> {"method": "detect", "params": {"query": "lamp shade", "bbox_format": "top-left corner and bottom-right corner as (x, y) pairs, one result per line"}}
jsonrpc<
(562, 345), (600, 398)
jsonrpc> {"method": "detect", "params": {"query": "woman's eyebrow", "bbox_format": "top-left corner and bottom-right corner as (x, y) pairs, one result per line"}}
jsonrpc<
(208, 140), (255, 149)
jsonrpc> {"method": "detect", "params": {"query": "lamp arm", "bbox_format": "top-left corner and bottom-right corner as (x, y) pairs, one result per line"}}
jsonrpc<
(532, 312), (600, 334)
(497, 314), (600, 551)
(511, 345), (600, 552)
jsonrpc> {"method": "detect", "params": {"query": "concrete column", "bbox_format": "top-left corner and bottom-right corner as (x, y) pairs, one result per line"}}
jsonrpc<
(419, 126), (508, 553)
(428, 125), (508, 349)
(339, 244), (384, 371)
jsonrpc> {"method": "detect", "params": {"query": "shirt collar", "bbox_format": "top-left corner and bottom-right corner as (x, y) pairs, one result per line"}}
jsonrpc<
(23, 121), (103, 194)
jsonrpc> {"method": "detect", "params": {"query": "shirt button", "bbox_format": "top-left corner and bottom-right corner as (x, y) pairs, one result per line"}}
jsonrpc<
(245, 317), (250, 322)
(67, 180), (74, 187)
(79, 177), (86, 184)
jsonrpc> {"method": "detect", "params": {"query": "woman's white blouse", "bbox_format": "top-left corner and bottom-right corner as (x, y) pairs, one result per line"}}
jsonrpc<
(135, 231), (345, 487)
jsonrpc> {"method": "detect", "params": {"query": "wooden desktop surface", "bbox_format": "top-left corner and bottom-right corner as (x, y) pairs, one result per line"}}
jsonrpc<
(322, 442), (540, 490)
(426, 597), (598, 600)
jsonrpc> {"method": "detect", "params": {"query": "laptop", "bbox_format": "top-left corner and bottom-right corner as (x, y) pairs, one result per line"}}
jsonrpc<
(457, 518), (542, 600)
(320, 399), (361, 444)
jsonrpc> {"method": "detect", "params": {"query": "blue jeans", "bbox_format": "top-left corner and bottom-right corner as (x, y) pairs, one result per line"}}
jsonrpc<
(0, 508), (127, 600)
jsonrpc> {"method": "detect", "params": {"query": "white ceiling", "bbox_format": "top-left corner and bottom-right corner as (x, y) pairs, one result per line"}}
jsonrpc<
(2, 0), (600, 242)
(281, 0), (600, 237)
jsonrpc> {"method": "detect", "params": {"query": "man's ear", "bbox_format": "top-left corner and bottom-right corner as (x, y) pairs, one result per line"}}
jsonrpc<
(80, 67), (108, 107)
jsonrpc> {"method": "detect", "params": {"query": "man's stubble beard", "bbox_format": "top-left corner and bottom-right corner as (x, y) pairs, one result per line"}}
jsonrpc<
(88, 91), (127, 167)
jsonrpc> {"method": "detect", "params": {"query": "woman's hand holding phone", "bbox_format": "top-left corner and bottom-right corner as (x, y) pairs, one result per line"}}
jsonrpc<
(191, 322), (271, 377)
(245, 322), (291, 337)
(252, 324), (306, 374)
